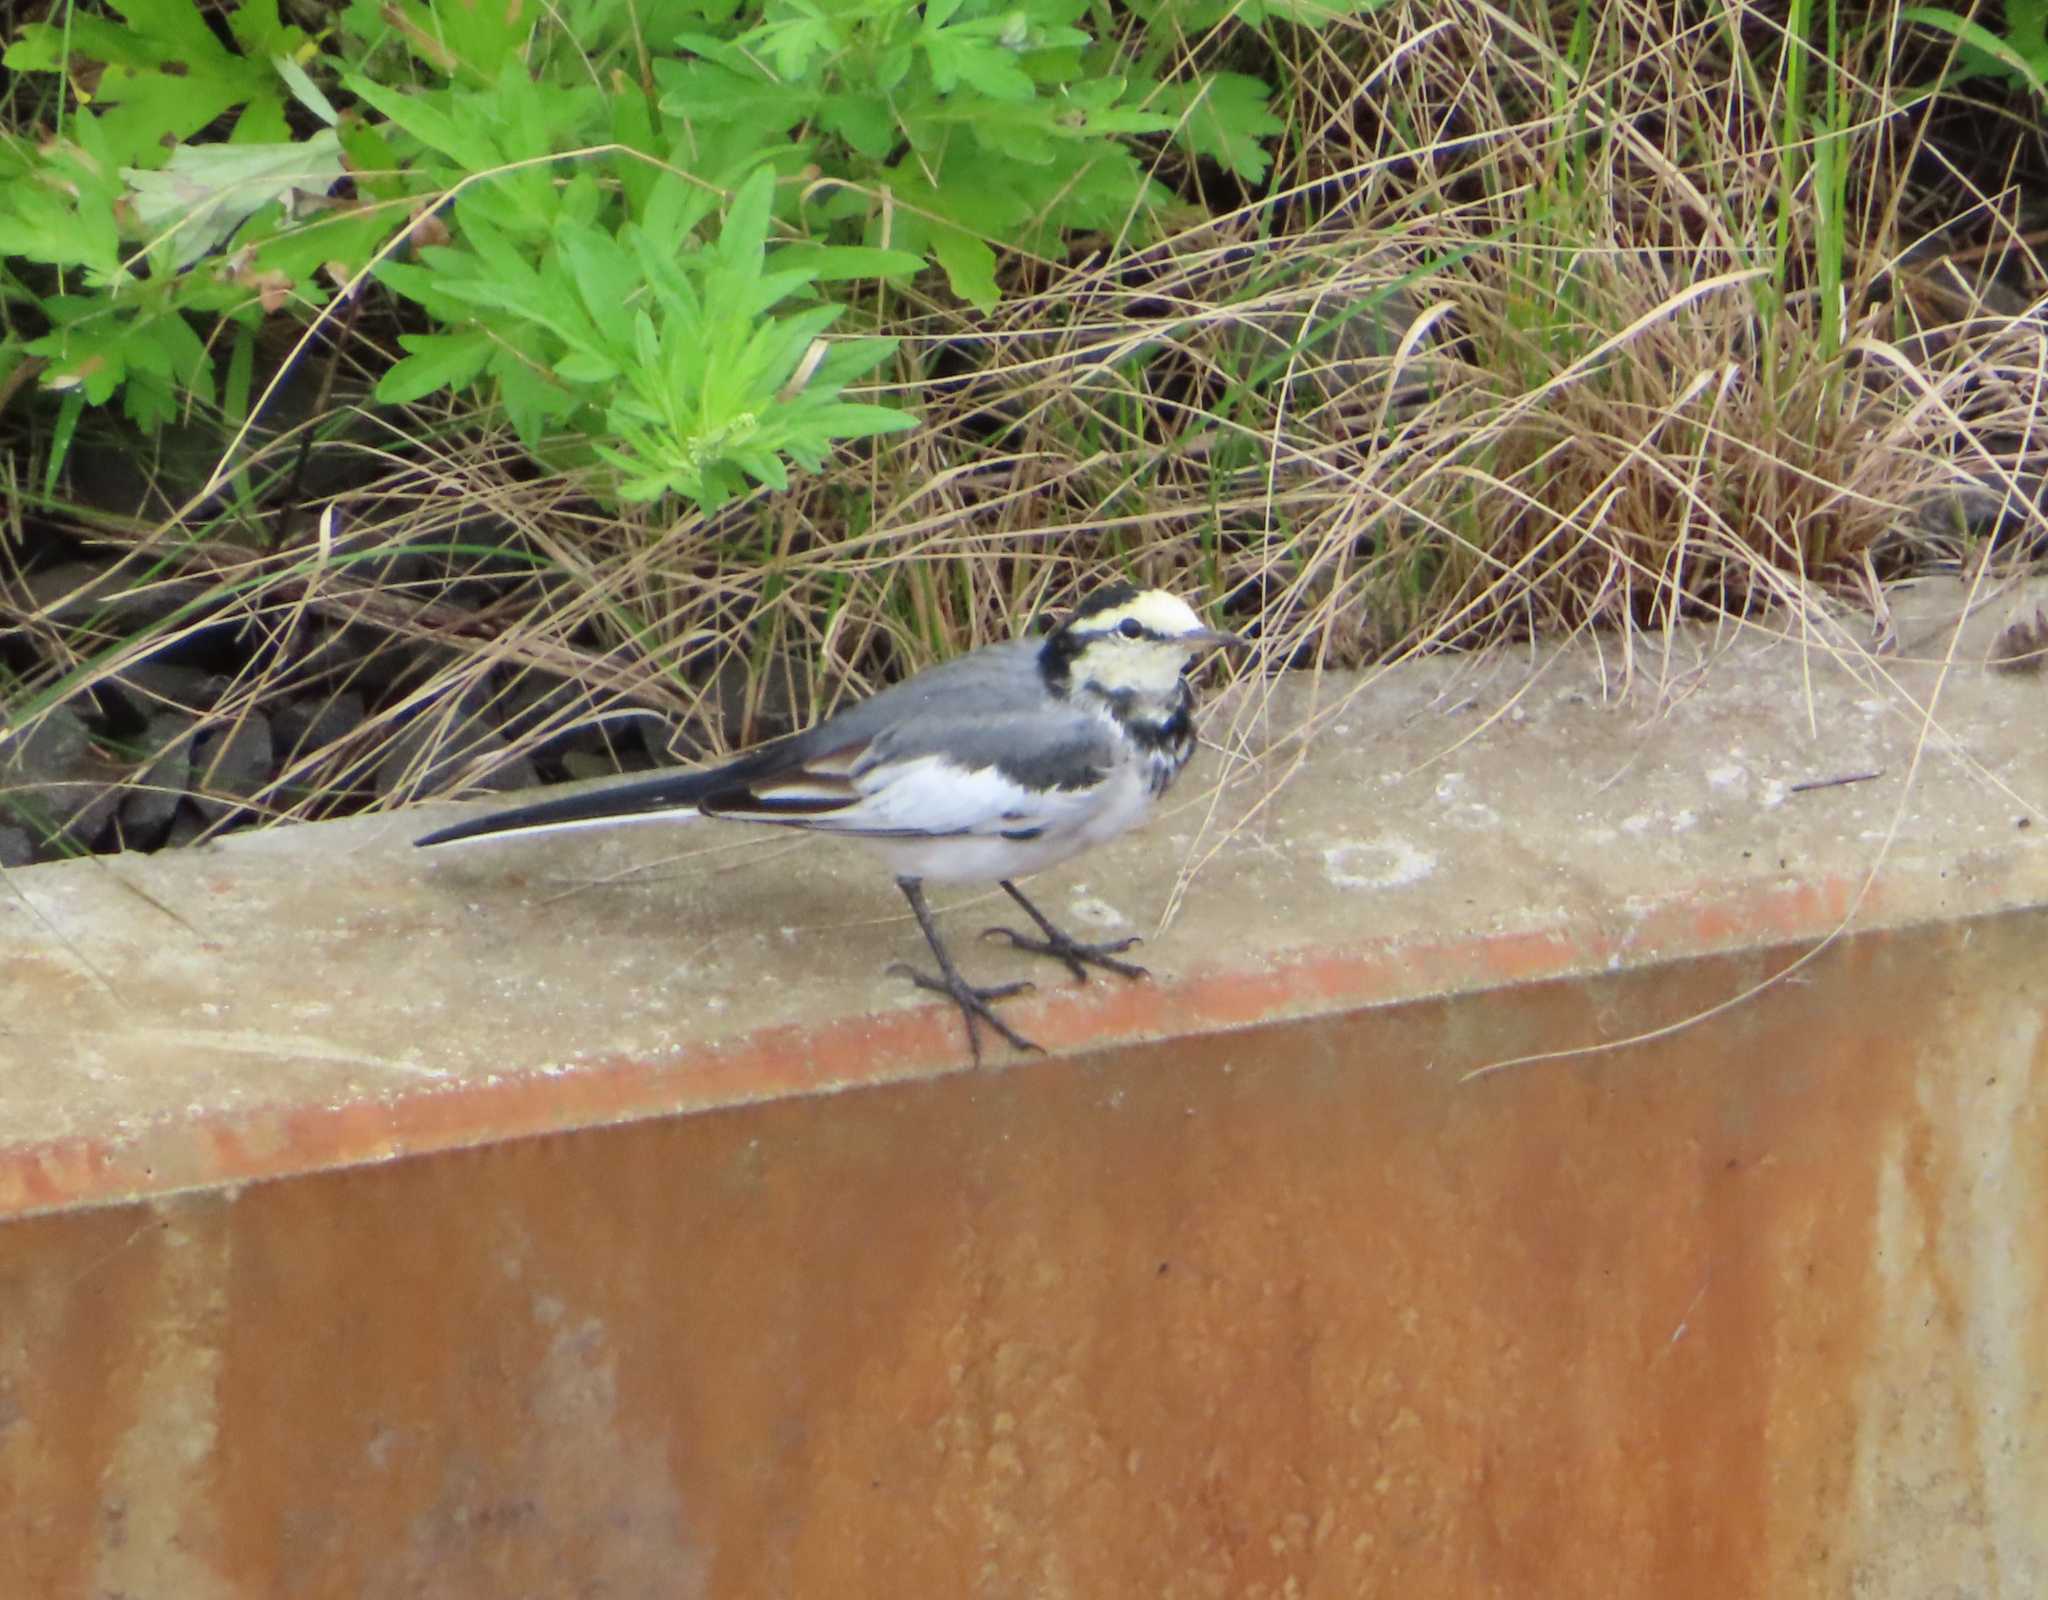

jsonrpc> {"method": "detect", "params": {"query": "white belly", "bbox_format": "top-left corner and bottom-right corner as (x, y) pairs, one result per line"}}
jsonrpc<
(861, 762), (1158, 885)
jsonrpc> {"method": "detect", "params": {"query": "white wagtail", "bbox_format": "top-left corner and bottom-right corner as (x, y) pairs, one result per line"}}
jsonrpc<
(415, 582), (1246, 1058)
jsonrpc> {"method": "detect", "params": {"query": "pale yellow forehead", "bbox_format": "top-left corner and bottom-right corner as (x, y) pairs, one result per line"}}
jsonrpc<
(1087, 589), (1205, 636)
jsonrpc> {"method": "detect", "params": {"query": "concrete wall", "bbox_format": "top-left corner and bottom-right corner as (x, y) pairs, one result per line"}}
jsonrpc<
(4, 605), (2045, 1595)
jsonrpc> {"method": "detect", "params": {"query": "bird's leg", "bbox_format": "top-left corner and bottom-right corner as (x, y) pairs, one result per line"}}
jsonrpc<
(889, 876), (1042, 1063)
(983, 879), (1148, 983)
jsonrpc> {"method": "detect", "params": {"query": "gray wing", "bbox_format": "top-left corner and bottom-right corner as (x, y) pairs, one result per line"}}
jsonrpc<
(858, 705), (1118, 795)
(699, 675), (1123, 838)
(773, 637), (1053, 757)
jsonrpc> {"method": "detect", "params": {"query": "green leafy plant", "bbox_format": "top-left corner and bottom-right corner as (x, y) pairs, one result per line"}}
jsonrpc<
(377, 166), (919, 506)
(3, 0), (1375, 510)
(1900, 0), (2048, 100)
(0, 0), (374, 463)
(652, 0), (1340, 306)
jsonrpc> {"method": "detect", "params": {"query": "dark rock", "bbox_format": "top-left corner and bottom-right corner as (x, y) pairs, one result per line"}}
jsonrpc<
(374, 700), (538, 801)
(274, 691), (368, 757)
(1, 707), (93, 779)
(105, 660), (226, 716)
(164, 802), (211, 850)
(559, 748), (627, 783)
(0, 826), (32, 867)
(495, 671), (671, 765)
(1908, 473), (2048, 546)
(15, 560), (215, 625)
(189, 713), (275, 823)
(119, 712), (199, 845)
(0, 708), (125, 848)
(708, 653), (806, 749)
(286, 621), (420, 698)
(61, 420), (239, 521)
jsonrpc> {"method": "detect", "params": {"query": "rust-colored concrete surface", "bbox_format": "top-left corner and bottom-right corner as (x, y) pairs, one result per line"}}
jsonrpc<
(4, 590), (2047, 1593)
(4, 916), (2044, 1596)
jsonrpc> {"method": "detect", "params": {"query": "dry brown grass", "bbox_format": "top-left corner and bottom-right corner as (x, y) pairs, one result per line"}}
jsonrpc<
(4, 0), (2045, 840)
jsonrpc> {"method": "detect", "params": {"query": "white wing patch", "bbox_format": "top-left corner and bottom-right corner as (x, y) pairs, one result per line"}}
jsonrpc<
(801, 754), (1100, 838)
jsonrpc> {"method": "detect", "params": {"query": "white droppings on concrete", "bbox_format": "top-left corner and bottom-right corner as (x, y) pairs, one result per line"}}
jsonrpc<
(1761, 779), (1791, 809)
(1622, 810), (1699, 836)
(1322, 839), (1437, 891)
(1707, 763), (1749, 792)
(1068, 895), (1132, 930)
(1434, 773), (1500, 829)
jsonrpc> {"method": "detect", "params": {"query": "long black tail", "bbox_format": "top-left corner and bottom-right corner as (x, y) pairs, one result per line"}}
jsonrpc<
(413, 764), (732, 848)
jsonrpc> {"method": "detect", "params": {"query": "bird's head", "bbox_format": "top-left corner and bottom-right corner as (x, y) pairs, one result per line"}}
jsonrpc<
(1041, 582), (1246, 701)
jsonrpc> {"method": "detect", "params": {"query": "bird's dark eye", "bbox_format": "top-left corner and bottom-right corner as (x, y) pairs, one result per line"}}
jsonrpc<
(1118, 618), (1145, 639)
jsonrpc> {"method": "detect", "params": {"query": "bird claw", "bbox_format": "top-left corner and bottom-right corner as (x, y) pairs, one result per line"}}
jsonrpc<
(889, 962), (1041, 1063)
(981, 925), (1148, 984)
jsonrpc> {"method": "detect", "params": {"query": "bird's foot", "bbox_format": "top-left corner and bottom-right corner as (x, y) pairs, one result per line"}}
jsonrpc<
(982, 924), (1148, 984)
(889, 963), (1042, 1062)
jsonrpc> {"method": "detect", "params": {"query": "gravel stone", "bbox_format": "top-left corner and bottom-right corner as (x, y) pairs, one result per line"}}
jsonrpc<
(274, 692), (368, 756)
(190, 714), (275, 823)
(1, 708), (125, 849)
(20, 561), (213, 624)
(374, 702), (538, 801)
(120, 712), (199, 845)
(164, 802), (211, 849)
(495, 672), (670, 764)
(106, 660), (226, 716)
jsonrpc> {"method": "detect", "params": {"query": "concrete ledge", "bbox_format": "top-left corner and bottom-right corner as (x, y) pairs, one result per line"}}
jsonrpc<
(3, 585), (2045, 1592)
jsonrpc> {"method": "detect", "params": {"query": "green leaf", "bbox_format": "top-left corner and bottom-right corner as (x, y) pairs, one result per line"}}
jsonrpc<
(223, 322), (256, 423)
(233, 95), (292, 145)
(822, 94), (897, 159)
(496, 355), (577, 445)
(35, 331), (128, 405)
(274, 52), (341, 127)
(374, 0), (532, 77)
(0, 184), (119, 274)
(1156, 74), (1285, 182)
(1901, 7), (2048, 93)
(927, 223), (999, 308)
(377, 330), (496, 403)
(790, 399), (916, 441)
(751, 11), (835, 79)
(113, 0), (229, 63)
(345, 76), (503, 171)
(716, 166), (777, 271)
(639, 168), (720, 249)
(555, 350), (621, 383)
(556, 221), (642, 350)
(767, 244), (927, 282)
(4, 27), (68, 71)
(924, 32), (1036, 101)
(657, 59), (810, 124)
(806, 334), (900, 390)
(122, 130), (347, 270)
